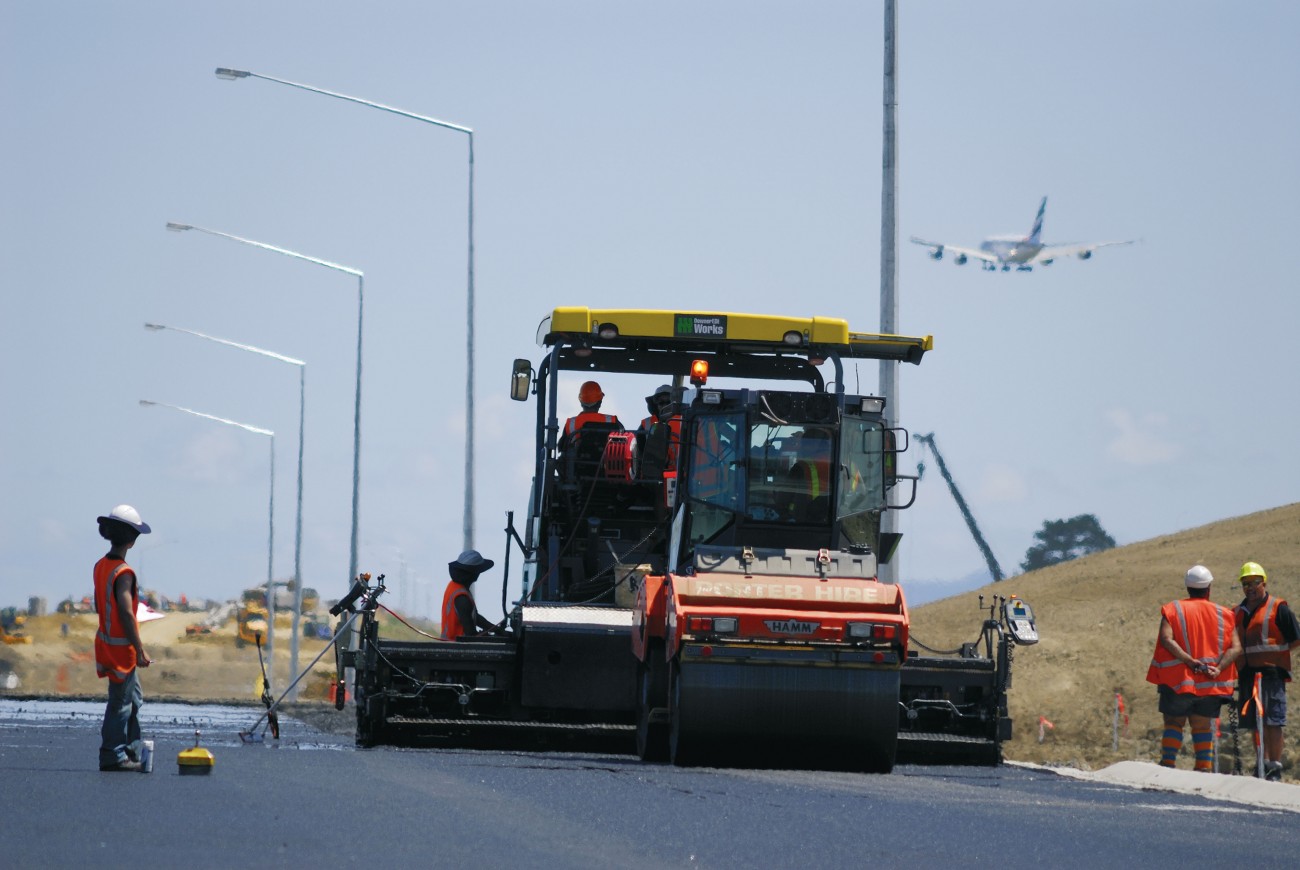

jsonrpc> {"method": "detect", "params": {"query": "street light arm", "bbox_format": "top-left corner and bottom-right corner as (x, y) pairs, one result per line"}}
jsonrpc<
(143, 322), (305, 367)
(139, 399), (273, 437)
(166, 221), (362, 277)
(214, 68), (473, 135)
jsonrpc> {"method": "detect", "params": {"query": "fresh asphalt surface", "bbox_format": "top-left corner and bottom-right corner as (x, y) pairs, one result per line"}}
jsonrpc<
(0, 700), (1293, 869)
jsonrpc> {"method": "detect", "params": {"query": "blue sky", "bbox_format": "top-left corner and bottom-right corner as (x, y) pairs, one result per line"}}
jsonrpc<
(3, 2), (1297, 619)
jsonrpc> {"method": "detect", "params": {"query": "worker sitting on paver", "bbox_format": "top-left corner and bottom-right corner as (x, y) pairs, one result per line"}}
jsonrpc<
(785, 427), (833, 521)
(638, 384), (681, 474)
(562, 381), (621, 441)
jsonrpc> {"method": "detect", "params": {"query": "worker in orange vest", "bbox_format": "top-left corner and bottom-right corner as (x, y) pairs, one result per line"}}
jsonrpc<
(93, 504), (153, 772)
(638, 384), (681, 472)
(1145, 565), (1241, 771)
(1235, 561), (1300, 781)
(785, 427), (833, 521)
(562, 381), (621, 441)
(441, 550), (498, 640)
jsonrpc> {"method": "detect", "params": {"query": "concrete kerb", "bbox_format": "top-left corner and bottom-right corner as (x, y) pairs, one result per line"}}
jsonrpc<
(1010, 760), (1300, 814)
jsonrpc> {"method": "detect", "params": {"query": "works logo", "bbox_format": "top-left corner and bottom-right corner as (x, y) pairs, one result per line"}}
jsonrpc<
(675, 314), (727, 337)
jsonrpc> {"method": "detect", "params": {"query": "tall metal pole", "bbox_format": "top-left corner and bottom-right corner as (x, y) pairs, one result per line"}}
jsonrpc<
(291, 365), (305, 696)
(879, 0), (901, 584)
(464, 134), (475, 552)
(215, 67), (478, 552)
(350, 274), (364, 583)
(264, 434), (276, 684)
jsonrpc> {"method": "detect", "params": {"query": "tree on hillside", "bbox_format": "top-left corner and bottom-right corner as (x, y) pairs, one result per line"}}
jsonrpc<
(1021, 514), (1116, 572)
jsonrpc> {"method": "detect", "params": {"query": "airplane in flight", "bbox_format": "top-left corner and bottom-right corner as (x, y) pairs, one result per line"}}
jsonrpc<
(910, 197), (1135, 272)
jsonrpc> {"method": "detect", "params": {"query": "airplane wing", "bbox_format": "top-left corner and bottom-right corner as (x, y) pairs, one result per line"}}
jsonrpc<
(909, 237), (1000, 265)
(136, 601), (167, 623)
(1031, 240), (1136, 264)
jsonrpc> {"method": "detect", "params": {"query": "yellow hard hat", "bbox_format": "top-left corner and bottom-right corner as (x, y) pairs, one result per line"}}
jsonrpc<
(1239, 561), (1267, 583)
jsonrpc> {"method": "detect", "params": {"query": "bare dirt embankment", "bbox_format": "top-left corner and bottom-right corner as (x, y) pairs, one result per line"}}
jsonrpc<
(911, 502), (1300, 772)
(2, 613), (333, 702)
(5, 503), (1297, 769)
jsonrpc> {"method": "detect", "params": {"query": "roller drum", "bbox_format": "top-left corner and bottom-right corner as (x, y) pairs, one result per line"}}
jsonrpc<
(670, 649), (899, 772)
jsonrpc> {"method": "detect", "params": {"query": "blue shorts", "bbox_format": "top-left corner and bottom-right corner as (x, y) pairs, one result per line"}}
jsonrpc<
(1240, 676), (1287, 728)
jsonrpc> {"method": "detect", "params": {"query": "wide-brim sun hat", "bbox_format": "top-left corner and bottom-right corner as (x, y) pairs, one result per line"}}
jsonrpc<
(97, 504), (152, 535)
(449, 549), (494, 575)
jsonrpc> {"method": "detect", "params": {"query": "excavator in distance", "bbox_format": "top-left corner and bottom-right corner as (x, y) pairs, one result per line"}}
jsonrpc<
(338, 307), (1037, 769)
(914, 432), (1006, 583)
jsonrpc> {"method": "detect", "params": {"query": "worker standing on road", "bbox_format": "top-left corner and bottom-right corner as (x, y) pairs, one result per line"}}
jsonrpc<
(93, 504), (152, 772)
(1234, 561), (1300, 781)
(562, 381), (621, 440)
(440, 550), (498, 640)
(1145, 565), (1241, 771)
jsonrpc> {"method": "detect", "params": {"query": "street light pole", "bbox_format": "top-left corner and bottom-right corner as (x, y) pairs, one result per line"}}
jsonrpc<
(878, 0), (901, 584)
(144, 322), (309, 699)
(166, 222), (364, 593)
(139, 399), (276, 689)
(215, 67), (478, 551)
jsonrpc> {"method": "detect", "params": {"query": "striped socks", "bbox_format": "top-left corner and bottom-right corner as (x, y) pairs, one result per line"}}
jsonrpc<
(1160, 728), (1182, 767)
(1192, 731), (1214, 772)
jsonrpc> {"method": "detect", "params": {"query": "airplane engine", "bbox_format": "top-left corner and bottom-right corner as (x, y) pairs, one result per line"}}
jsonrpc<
(1040, 258), (1054, 266)
(929, 247), (943, 261)
(1077, 250), (1092, 260)
(953, 253), (967, 265)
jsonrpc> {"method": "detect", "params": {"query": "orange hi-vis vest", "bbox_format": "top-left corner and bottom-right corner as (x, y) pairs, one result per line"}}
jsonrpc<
(794, 458), (830, 497)
(441, 582), (472, 640)
(1238, 594), (1293, 678)
(94, 556), (138, 682)
(563, 413), (618, 438)
(640, 416), (682, 471)
(1146, 598), (1237, 696)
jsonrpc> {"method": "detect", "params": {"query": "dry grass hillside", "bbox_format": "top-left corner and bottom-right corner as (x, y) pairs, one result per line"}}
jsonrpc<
(911, 502), (1300, 772)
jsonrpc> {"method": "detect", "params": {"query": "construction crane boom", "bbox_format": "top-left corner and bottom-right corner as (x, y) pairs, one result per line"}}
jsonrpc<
(914, 433), (1005, 582)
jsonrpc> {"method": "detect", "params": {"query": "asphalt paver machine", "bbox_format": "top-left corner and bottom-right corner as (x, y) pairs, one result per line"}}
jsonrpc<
(338, 307), (1036, 769)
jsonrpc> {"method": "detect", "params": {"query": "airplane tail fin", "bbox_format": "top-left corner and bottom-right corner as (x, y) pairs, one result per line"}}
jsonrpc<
(1027, 196), (1047, 244)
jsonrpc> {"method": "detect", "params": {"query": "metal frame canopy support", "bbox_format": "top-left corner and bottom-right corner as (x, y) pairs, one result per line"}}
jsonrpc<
(214, 66), (479, 553)
(165, 221), (365, 595)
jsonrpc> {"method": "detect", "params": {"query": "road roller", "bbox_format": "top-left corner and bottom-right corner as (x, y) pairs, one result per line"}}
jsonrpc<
(339, 307), (1034, 770)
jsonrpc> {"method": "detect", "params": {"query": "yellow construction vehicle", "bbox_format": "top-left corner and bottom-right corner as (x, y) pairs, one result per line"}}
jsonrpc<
(236, 603), (268, 648)
(1, 608), (32, 645)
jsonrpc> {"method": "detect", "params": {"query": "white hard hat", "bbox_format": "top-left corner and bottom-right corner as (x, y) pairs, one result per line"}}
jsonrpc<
(1185, 565), (1213, 589)
(98, 504), (152, 535)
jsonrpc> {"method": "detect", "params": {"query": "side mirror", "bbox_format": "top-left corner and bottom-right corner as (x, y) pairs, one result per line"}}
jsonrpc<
(510, 359), (532, 402)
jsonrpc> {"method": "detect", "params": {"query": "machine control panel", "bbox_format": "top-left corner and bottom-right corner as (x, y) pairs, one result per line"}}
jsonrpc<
(1003, 596), (1039, 645)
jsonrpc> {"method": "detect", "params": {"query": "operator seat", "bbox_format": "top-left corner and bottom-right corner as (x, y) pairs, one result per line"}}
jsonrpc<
(561, 421), (624, 482)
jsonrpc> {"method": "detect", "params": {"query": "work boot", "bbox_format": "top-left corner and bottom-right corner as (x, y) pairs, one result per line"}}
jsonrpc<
(1265, 761), (1283, 782)
(100, 758), (143, 772)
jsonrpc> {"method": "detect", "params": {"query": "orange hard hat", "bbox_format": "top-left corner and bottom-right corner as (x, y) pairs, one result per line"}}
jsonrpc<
(579, 381), (604, 404)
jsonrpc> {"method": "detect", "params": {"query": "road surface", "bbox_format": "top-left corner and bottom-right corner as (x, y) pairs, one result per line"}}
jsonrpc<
(0, 700), (1292, 868)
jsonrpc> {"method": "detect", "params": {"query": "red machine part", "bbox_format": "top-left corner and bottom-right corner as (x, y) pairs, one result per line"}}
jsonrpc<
(602, 432), (636, 480)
